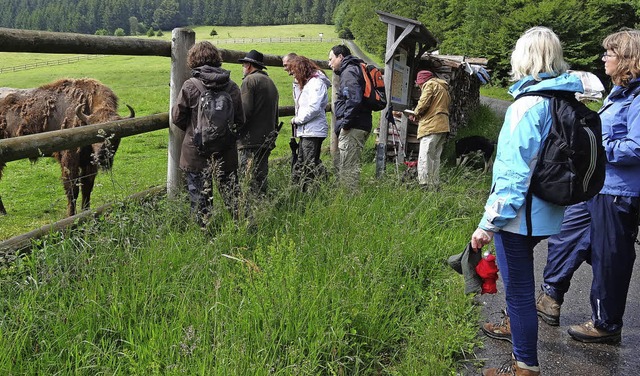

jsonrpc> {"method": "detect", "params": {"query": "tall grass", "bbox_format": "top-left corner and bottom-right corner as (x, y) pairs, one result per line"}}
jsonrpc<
(0, 156), (492, 374)
(1, 23), (506, 371)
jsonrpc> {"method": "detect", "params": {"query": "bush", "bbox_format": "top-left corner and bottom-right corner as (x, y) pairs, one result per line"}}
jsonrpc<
(95, 29), (109, 36)
(210, 28), (218, 37)
(338, 28), (354, 40)
(146, 27), (155, 37)
(114, 28), (125, 37)
(156, 29), (163, 37)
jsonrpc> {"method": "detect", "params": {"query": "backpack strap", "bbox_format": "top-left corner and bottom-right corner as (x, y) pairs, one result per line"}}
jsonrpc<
(189, 77), (207, 94)
(525, 190), (533, 237)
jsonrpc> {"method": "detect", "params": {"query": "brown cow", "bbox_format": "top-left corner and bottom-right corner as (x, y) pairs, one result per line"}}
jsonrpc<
(0, 78), (134, 216)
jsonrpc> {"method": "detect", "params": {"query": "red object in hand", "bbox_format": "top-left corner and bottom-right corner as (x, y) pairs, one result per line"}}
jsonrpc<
(476, 253), (499, 294)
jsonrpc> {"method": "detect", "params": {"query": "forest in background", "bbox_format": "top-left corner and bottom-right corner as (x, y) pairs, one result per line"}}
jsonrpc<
(1, 0), (640, 82)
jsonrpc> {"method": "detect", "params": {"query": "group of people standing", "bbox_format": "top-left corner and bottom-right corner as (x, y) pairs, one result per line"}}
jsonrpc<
(472, 27), (640, 376)
(171, 41), (385, 226)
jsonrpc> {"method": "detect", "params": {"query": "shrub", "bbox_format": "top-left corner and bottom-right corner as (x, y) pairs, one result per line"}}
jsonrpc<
(210, 28), (218, 37)
(95, 29), (109, 36)
(114, 28), (125, 37)
(156, 29), (164, 37)
(146, 27), (155, 37)
(338, 28), (354, 40)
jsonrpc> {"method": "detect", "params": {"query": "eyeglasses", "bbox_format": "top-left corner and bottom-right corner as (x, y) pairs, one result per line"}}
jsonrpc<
(602, 52), (617, 60)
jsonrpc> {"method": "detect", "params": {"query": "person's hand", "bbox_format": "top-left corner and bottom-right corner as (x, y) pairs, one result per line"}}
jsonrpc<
(471, 228), (494, 252)
(409, 115), (416, 122)
(290, 118), (297, 126)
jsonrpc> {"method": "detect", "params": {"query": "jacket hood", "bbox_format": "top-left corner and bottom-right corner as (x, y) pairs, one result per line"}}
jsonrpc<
(509, 72), (584, 98)
(312, 71), (332, 88)
(338, 55), (362, 73)
(192, 65), (232, 91)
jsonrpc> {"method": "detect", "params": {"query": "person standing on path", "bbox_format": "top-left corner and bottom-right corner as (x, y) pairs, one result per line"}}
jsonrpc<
(535, 29), (640, 344)
(471, 27), (584, 376)
(410, 70), (450, 189)
(328, 44), (372, 189)
(237, 49), (280, 197)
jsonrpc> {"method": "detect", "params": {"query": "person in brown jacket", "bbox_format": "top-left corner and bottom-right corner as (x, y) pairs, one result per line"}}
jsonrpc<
(171, 41), (245, 226)
(237, 50), (280, 197)
(411, 70), (451, 188)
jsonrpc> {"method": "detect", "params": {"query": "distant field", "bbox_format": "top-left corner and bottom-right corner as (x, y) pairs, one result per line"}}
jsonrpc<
(0, 24), (342, 240)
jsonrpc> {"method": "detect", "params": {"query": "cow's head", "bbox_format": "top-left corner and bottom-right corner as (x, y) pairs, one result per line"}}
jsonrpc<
(75, 104), (135, 170)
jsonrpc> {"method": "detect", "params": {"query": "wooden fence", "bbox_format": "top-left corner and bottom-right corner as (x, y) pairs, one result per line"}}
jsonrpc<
(0, 55), (106, 74)
(0, 27), (332, 252)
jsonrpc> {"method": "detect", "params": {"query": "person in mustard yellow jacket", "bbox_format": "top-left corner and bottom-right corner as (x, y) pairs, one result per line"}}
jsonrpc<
(411, 70), (451, 188)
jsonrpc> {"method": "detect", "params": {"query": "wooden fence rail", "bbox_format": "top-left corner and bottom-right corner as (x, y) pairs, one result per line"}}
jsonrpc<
(0, 55), (106, 74)
(0, 106), (301, 165)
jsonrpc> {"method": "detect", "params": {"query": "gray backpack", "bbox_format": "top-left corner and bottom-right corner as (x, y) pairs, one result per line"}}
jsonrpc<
(190, 78), (234, 155)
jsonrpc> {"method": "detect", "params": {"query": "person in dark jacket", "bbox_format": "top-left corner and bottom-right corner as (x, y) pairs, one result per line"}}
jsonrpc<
(171, 41), (245, 226)
(237, 50), (280, 197)
(328, 44), (372, 188)
(535, 29), (640, 344)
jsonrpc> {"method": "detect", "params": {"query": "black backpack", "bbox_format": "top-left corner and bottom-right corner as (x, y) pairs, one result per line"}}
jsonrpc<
(190, 78), (235, 155)
(517, 90), (605, 234)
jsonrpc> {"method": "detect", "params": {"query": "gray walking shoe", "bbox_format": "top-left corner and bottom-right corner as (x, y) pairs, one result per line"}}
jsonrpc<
(568, 320), (621, 343)
(536, 291), (560, 326)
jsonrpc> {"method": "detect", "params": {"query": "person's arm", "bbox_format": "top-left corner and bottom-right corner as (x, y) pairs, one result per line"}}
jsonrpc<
(240, 76), (255, 122)
(171, 81), (195, 131)
(603, 96), (640, 165)
(413, 82), (435, 117)
(293, 77), (327, 125)
(337, 65), (365, 130)
(478, 99), (550, 231)
(230, 83), (245, 135)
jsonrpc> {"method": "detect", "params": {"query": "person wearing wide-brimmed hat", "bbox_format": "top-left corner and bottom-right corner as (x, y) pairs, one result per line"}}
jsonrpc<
(237, 49), (279, 197)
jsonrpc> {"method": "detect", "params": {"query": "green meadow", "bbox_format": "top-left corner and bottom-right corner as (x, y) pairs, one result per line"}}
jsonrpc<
(0, 25), (343, 239)
(0, 24), (504, 374)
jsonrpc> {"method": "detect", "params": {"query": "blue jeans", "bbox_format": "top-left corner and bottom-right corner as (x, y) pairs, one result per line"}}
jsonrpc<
(495, 231), (545, 367)
(543, 194), (639, 332)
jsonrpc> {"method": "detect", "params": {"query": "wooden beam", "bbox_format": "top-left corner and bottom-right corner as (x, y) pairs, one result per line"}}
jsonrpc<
(0, 114), (169, 163)
(0, 27), (172, 56)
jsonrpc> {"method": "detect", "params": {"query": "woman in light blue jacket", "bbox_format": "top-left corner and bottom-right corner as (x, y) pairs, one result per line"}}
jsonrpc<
(289, 56), (331, 190)
(537, 30), (640, 345)
(471, 27), (583, 376)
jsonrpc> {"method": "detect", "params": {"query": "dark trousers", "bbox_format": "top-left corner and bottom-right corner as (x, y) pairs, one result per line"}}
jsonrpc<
(238, 147), (271, 197)
(543, 194), (639, 332)
(185, 151), (240, 224)
(292, 137), (326, 190)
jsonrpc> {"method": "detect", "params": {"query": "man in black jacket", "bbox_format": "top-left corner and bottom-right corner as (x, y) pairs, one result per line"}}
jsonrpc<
(328, 45), (371, 188)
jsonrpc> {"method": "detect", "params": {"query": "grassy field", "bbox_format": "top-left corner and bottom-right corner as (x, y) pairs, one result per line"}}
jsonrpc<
(0, 24), (343, 240)
(0, 24), (506, 374)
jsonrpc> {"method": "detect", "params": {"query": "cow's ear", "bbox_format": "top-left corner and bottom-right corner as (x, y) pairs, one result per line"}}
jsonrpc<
(75, 105), (89, 124)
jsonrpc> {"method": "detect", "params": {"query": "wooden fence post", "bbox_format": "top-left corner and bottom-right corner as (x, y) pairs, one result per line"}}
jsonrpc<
(167, 28), (195, 199)
(330, 72), (339, 171)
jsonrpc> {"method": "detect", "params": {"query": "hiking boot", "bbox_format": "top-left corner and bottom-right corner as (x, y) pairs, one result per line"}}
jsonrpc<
(568, 320), (622, 343)
(483, 357), (541, 376)
(536, 291), (560, 326)
(481, 309), (512, 343)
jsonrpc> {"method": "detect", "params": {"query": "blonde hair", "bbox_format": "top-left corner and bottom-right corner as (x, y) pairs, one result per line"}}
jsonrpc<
(510, 27), (569, 81)
(602, 29), (640, 86)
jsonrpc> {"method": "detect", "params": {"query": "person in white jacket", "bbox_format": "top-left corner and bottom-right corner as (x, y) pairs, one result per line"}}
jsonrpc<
(289, 55), (331, 190)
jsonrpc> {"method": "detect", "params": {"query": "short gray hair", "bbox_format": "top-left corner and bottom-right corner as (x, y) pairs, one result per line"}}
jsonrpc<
(510, 27), (569, 81)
